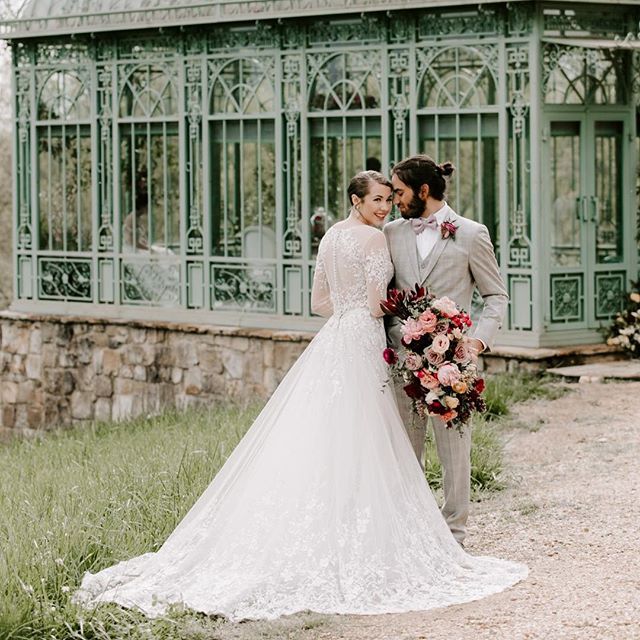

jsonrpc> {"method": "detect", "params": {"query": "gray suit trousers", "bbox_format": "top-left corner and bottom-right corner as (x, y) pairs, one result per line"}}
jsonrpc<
(394, 382), (471, 545)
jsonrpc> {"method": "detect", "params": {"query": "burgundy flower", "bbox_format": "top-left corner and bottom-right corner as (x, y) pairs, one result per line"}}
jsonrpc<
(474, 378), (486, 393)
(383, 348), (398, 365)
(403, 381), (423, 400)
(441, 220), (459, 240)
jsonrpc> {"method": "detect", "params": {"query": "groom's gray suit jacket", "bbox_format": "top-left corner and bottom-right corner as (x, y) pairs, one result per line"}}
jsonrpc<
(383, 205), (508, 352)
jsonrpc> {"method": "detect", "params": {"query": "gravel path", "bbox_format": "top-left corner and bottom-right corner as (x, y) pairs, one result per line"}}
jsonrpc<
(212, 380), (640, 640)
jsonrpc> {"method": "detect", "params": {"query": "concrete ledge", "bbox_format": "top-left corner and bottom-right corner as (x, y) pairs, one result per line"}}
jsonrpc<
(0, 310), (315, 343)
(547, 361), (640, 382)
(480, 343), (625, 374)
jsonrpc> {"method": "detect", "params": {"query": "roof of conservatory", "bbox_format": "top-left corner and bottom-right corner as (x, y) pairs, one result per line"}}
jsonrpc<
(1, 0), (639, 39)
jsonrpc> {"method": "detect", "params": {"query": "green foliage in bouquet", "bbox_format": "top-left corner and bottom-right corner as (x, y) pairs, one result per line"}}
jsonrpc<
(604, 279), (640, 358)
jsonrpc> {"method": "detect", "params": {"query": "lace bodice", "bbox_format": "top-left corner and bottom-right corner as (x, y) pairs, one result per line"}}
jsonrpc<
(311, 222), (393, 318)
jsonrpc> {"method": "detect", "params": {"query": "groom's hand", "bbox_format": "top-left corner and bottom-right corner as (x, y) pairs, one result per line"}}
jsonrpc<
(468, 338), (485, 360)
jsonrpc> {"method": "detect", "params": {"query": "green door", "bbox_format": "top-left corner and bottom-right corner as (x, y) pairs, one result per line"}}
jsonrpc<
(545, 112), (630, 331)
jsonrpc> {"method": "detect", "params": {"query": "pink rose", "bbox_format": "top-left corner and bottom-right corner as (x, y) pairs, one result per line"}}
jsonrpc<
(404, 353), (423, 370)
(437, 363), (461, 386)
(453, 342), (471, 364)
(401, 318), (425, 343)
(420, 372), (441, 390)
(432, 296), (459, 318)
(424, 348), (445, 367)
(435, 320), (449, 334)
(418, 310), (437, 333)
(430, 333), (450, 355)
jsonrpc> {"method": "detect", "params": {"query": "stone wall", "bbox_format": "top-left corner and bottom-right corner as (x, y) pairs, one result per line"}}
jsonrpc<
(0, 312), (312, 438)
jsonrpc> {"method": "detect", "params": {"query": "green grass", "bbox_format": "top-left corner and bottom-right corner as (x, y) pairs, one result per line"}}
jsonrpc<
(0, 405), (268, 640)
(0, 372), (566, 639)
(482, 372), (569, 420)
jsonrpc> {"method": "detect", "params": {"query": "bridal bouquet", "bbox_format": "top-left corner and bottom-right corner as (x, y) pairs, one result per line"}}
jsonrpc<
(381, 285), (486, 433)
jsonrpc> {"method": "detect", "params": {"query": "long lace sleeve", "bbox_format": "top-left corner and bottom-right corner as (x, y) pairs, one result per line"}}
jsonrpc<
(311, 252), (333, 317)
(364, 231), (393, 318)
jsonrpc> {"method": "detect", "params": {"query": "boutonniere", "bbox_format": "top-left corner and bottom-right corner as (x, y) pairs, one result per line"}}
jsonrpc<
(440, 220), (458, 240)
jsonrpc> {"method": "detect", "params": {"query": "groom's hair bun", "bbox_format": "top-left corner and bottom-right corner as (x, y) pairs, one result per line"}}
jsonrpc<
(437, 162), (455, 178)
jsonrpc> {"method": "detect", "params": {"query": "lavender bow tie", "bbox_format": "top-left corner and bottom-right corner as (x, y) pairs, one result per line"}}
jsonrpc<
(410, 215), (438, 235)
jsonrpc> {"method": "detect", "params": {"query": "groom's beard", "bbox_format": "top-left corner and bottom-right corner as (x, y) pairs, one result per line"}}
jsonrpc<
(400, 192), (427, 220)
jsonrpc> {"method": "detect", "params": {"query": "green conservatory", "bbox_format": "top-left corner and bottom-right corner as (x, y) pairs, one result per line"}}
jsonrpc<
(2, 0), (640, 348)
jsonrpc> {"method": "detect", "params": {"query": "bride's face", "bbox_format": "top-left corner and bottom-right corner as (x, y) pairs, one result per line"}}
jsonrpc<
(352, 183), (393, 228)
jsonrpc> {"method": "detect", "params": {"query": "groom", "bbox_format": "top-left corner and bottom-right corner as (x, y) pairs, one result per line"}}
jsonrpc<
(383, 154), (508, 545)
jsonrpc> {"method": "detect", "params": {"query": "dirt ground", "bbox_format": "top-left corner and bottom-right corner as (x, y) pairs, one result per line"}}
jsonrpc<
(211, 380), (640, 640)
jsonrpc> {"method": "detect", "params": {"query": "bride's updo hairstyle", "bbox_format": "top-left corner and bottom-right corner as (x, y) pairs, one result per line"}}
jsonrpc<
(391, 155), (455, 201)
(347, 170), (393, 206)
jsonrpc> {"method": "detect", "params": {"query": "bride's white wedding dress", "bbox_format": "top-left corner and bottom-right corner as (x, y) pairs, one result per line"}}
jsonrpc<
(74, 220), (527, 621)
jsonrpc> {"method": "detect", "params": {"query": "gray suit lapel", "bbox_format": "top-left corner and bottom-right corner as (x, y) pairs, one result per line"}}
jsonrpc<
(401, 222), (421, 286)
(420, 209), (459, 284)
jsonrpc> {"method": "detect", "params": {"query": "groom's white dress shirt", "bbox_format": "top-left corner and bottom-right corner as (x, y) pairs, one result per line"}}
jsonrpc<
(415, 202), (449, 260)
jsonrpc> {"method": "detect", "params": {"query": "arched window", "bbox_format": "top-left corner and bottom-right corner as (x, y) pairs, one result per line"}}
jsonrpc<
(417, 46), (500, 243)
(118, 63), (180, 305)
(307, 51), (382, 254)
(543, 45), (628, 105)
(208, 56), (277, 312)
(36, 70), (92, 257)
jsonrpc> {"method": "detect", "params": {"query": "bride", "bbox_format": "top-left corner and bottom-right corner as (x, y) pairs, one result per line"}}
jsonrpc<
(74, 171), (527, 621)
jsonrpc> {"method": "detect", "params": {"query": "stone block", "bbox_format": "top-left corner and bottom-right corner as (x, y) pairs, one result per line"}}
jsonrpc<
(25, 355), (42, 380)
(120, 365), (134, 379)
(262, 341), (275, 368)
(14, 404), (29, 429)
(0, 351), (11, 374)
(95, 375), (113, 397)
(114, 377), (135, 395)
(102, 349), (121, 375)
(263, 367), (280, 395)
(94, 398), (112, 422)
(174, 340), (199, 368)
(58, 351), (75, 368)
(222, 349), (244, 379)
(9, 355), (25, 375)
(1, 405), (15, 429)
(131, 328), (147, 344)
(112, 395), (134, 421)
(133, 365), (147, 381)
(29, 328), (42, 354)
(17, 380), (36, 403)
(41, 344), (58, 368)
(71, 391), (93, 420)
(184, 367), (203, 395)
(1, 381), (18, 404)
(170, 367), (183, 384)
(27, 405), (44, 429)
(198, 345), (223, 374)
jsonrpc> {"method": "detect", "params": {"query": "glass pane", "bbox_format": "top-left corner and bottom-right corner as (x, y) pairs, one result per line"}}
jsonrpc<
(595, 121), (623, 264)
(120, 124), (181, 253)
(119, 65), (178, 118)
(38, 127), (92, 251)
(211, 58), (274, 114)
(544, 46), (628, 106)
(38, 71), (90, 121)
(308, 52), (381, 112)
(309, 117), (381, 255)
(420, 114), (499, 241)
(210, 121), (276, 258)
(550, 121), (581, 267)
(418, 47), (497, 108)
